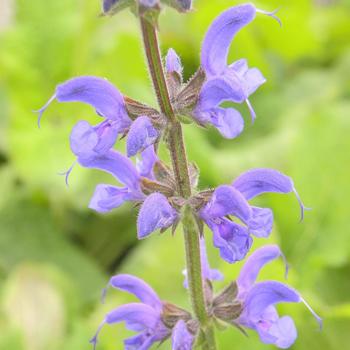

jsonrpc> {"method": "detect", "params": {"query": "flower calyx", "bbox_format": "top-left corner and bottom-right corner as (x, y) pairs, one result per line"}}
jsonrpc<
(161, 302), (200, 338)
(174, 69), (206, 112)
(204, 281), (243, 327)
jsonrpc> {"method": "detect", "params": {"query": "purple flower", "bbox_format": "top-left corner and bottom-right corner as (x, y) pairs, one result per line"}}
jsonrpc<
(86, 147), (157, 214)
(200, 185), (253, 263)
(183, 238), (223, 287)
(91, 274), (195, 350)
(194, 4), (266, 138)
(91, 274), (168, 350)
(235, 245), (322, 349)
(36, 76), (132, 163)
(200, 169), (308, 263)
(137, 192), (178, 239)
(37, 76), (130, 128)
(172, 320), (194, 350)
(232, 168), (309, 221)
(70, 120), (120, 161)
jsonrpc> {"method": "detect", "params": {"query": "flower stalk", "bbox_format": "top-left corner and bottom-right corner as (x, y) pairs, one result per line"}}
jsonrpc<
(140, 16), (217, 350)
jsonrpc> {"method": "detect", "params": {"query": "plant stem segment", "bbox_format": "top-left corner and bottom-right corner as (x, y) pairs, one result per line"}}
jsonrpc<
(140, 17), (217, 350)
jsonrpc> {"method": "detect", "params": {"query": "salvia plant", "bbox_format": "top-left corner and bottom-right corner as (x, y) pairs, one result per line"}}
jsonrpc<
(36, 1), (322, 349)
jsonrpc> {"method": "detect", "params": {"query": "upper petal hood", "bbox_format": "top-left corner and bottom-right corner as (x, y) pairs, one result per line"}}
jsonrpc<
(232, 168), (294, 200)
(109, 274), (162, 310)
(56, 76), (131, 125)
(237, 245), (285, 292)
(201, 4), (256, 76)
(78, 150), (140, 192)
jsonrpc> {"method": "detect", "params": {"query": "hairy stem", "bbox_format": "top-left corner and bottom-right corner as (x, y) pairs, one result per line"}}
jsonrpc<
(140, 17), (217, 350)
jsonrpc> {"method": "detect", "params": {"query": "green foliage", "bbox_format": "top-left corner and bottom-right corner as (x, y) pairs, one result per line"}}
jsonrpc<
(0, 0), (349, 349)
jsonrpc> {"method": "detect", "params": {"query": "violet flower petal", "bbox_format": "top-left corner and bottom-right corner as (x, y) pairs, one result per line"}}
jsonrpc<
(109, 274), (162, 310)
(248, 206), (274, 238)
(232, 168), (308, 220)
(197, 75), (246, 111)
(89, 185), (128, 213)
(242, 281), (300, 321)
(202, 185), (252, 223)
(136, 145), (158, 179)
(257, 315), (297, 349)
(105, 303), (159, 331)
(230, 59), (266, 96)
(237, 245), (284, 292)
(165, 48), (183, 76)
(171, 320), (194, 350)
(78, 150), (140, 192)
(137, 193), (178, 239)
(90, 302), (160, 350)
(201, 4), (256, 76)
(127, 116), (158, 157)
(209, 107), (244, 139)
(70, 120), (119, 159)
(232, 168), (294, 200)
(124, 333), (155, 350)
(56, 76), (130, 124)
(208, 218), (252, 263)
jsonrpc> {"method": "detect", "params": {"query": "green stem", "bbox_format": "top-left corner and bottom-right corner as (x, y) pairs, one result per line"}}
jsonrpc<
(140, 17), (217, 350)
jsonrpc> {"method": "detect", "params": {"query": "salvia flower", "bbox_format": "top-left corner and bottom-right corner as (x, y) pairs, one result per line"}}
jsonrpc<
(37, 76), (163, 160)
(91, 274), (195, 349)
(37, 76), (131, 130)
(200, 169), (308, 263)
(194, 4), (266, 138)
(234, 245), (322, 349)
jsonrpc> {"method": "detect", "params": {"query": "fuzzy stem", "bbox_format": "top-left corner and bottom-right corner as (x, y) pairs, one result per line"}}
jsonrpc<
(140, 17), (217, 350)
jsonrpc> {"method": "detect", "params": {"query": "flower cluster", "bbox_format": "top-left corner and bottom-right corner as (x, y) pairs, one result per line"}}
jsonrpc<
(90, 274), (195, 349)
(199, 244), (322, 349)
(37, 3), (300, 255)
(91, 245), (321, 350)
(37, 2), (321, 349)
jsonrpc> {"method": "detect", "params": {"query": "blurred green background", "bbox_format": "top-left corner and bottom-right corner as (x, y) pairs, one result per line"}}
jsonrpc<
(0, 0), (349, 349)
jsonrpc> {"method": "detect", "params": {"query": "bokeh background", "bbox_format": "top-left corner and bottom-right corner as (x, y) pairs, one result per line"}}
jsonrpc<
(0, 0), (349, 349)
